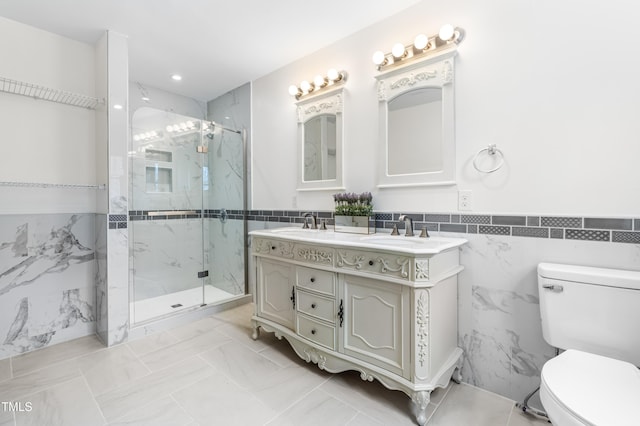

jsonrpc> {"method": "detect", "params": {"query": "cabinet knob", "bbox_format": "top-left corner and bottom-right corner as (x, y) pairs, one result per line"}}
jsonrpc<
(310, 277), (315, 283)
(311, 329), (316, 335)
(368, 260), (374, 266)
(271, 246), (276, 250)
(311, 303), (316, 309)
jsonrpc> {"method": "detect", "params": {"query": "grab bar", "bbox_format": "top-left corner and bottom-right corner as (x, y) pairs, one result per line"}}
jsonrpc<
(147, 210), (198, 217)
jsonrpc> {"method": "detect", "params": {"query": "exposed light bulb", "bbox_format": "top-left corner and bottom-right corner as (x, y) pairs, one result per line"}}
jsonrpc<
(414, 34), (429, 50)
(300, 80), (312, 93)
(314, 75), (326, 88)
(166, 125), (173, 132)
(439, 24), (455, 42)
(288, 85), (299, 96)
(391, 43), (406, 59)
(372, 51), (386, 66)
(172, 124), (180, 132)
(133, 135), (140, 141)
(171, 74), (182, 81)
(327, 68), (340, 82)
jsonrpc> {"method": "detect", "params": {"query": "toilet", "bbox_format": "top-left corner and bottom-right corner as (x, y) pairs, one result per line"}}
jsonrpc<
(538, 263), (640, 426)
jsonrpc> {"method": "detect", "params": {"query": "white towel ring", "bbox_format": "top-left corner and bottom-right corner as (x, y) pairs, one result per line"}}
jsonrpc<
(473, 144), (504, 173)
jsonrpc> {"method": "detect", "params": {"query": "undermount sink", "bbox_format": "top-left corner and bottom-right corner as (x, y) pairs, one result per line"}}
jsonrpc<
(250, 227), (466, 255)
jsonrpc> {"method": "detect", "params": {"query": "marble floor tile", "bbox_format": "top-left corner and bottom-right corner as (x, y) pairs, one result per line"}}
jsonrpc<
(11, 335), (104, 377)
(95, 356), (215, 422)
(267, 388), (359, 426)
(345, 413), (384, 426)
(139, 329), (231, 371)
(0, 357), (11, 383)
(216, 321), (280, 352)
(76, 344), (151, 396)
(107, 395), (193, 426)
(126, 331), (179, 356)
(428, 383), (513, 426)
(257, 339), (303, 368)
(507, 407), (550, 426)
(165, 316), (224, 341)
(172, 372), (278, 425)
(318, 370), (431, 426)
(0, 409), (13, 426)
(0, 359), (80, 402)
(251, 364), (331, 412)
(199, 341), (283, 389)
(14, 376), (105, 426)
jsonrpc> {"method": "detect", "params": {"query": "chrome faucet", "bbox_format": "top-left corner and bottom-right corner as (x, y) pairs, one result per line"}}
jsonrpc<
(398, 214), (414, 237)
(302, 212), (318, 229)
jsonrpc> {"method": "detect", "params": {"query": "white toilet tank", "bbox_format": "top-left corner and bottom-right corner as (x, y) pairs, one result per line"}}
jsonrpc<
(538, 262), (640, 366)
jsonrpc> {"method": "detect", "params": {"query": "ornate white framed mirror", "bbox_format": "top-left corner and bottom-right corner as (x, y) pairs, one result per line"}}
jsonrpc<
(375, 48), (457, 188)
(296, 89), (344, 191)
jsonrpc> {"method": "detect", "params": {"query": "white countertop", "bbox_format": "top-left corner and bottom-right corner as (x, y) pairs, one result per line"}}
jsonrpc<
(249, 227), (467, 255)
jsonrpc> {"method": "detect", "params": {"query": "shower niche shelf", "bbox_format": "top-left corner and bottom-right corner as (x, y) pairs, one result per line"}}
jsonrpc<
(0, 76), (104, 110)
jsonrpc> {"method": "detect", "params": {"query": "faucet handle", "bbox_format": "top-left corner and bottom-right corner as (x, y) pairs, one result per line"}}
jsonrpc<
(302, 221), (309, 229)
(419, 226), (430, 238)
(390, 224), (400, 235)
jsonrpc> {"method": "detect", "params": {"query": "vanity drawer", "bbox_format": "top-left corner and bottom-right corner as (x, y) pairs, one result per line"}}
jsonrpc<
(296, 266), (336, 296)
(297, 314), (336, 350)
(336, 248), (410, 280)
(297, 291), (336, 324)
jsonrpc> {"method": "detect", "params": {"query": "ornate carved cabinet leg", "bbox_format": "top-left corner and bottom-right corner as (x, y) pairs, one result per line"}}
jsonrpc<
(453, 355), (464, 383)
(251, 320), (260, 340)
(412, 390), (431, 426)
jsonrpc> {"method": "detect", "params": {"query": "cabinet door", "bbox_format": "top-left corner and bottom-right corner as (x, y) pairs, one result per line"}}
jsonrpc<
(257, 259), (295, 330)
(340, 275), (410, 378)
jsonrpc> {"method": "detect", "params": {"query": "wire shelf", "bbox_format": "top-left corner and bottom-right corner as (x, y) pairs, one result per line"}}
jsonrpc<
(0, 181), (106, 190)
(0, 76), (104, 110)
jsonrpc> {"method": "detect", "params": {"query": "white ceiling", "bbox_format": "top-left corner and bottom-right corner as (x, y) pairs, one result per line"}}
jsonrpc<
(0, 0), (421, 101)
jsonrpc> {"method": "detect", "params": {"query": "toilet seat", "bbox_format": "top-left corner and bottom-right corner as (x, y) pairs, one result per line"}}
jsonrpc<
(540, 349), (640, 426)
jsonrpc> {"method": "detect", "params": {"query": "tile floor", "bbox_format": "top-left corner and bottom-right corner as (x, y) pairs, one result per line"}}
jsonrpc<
(0, 303), (550, 426)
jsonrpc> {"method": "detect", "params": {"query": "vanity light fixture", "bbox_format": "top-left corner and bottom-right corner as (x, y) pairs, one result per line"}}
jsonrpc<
(372, 24), (465, 70)
(288, 68), (347, 100)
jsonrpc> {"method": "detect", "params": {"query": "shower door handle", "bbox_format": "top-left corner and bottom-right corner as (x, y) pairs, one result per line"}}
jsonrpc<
(147, 210), (198, 217)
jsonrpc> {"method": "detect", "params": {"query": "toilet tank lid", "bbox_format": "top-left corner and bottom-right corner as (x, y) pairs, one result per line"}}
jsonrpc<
(538, 263), (640, 291)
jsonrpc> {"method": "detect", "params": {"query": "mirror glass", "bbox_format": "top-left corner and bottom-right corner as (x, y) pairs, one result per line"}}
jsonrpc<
(387, 88), (442, 175)
(303, 114), (337, 181)
(296, 90), (344, 191)
(376, 50), (457, 187)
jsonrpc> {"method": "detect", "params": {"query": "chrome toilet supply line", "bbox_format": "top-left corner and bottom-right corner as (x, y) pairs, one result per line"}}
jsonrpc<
(473, 144), (505, 173)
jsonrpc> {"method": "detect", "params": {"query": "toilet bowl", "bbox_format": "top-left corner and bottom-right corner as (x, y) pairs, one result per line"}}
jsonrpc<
(537, 263), (640, 426)
(540, 349), (640, 426)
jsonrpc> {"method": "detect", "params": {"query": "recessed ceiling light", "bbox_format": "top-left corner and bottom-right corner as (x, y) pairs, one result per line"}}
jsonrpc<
(113, 104), (123, 110)
(171, 74), (182, 81)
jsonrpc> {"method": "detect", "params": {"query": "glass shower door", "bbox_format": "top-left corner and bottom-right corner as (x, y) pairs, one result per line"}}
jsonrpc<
(130, 108), (206, 323)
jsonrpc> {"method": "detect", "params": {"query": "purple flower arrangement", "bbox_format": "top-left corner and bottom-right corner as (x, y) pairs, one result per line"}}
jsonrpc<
(333, 192), (373, 217)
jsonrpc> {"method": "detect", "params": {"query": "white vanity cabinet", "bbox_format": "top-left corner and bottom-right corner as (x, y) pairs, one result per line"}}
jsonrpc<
(250, 229), (466, 426)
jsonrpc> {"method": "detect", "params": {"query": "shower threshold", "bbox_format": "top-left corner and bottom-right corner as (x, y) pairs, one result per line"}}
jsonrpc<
(133, 285), (236, 323)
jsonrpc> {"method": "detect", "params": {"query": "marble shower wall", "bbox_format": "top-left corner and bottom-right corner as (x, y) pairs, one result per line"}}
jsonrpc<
(0, 214), (96, 359)
(454, 233), (640, 402)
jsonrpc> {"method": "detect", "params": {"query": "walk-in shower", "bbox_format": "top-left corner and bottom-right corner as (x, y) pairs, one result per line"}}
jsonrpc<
(129, 107), (247, 324)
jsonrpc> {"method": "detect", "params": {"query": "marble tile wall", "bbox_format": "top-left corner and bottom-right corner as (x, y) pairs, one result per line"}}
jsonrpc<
(0, 214), (96, 359)
(449, 232), (639, 402)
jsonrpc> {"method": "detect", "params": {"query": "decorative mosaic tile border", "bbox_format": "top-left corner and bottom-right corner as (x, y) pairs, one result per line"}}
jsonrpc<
(112, 210), (640, 243)
(246, 210), (640, 244)
(108, 214), (128, 229)
(127, 209), (245, 221)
